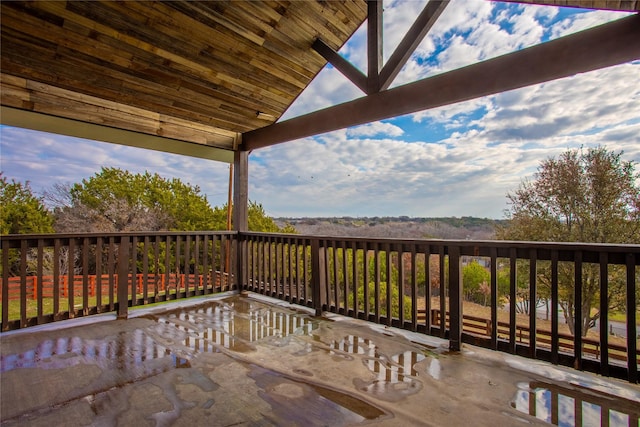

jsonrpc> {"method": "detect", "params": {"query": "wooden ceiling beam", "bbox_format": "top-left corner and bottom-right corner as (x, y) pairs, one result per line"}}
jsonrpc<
(379, 0), (448, 91)
(242, 14), (640, 150)
(1, 106), (235, 163)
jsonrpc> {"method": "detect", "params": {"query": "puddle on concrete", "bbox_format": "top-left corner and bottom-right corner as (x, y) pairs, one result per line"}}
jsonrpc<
(0, 329), (174, 375)
(511, 381), (640, 427)
(2, 296), (387, 425)
(249, 364), (386, 425)
(326, 334), (429, 402)
(143, 297), (318, 356)
(1, 296), (317, 375)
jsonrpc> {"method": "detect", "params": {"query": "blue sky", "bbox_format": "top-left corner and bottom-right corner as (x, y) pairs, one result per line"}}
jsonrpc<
(1, 0), (639, 219)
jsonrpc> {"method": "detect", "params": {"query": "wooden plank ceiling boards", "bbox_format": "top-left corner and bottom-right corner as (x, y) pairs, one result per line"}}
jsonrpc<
(1, 0), (638, 159)
(0, 0), (366, 160)
(498, 1), (639, 11)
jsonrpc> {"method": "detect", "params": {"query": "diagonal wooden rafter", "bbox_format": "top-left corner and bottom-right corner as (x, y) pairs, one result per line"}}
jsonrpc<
(379, 0), (448, 91)
(243, 14), (640, 151)
(313, 0), (446, 95)
(312, 39), (368, 93)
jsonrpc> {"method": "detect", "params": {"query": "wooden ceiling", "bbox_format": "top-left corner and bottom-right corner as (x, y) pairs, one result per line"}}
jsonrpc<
(500, 1), (639, 10)
(1, 1), (638, 162)
(1, 1), (367, 160)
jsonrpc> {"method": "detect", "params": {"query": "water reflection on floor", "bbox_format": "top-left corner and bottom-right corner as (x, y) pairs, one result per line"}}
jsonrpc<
(2, 294), (639, 427)
(511, 381), (640, 427)
(328, 334), (430, 402)
(1, 297), (318, 374)
(0, 296), (389, 425)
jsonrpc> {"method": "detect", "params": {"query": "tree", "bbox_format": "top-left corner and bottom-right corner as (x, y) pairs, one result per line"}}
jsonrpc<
(462, 260), (490, 305)
(51, 167), (218, 232)
(497, 146), (640, 336)
(1, 174), (54, 277)
(0, 173), (53, 235)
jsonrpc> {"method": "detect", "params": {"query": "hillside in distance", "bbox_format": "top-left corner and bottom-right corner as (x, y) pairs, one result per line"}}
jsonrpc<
(276, 216), (508, 240)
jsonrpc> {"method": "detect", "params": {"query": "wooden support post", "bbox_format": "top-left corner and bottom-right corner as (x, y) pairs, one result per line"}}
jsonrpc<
(117, 236), (130, 319)
(233, 150), (248, 232)
(233, 150), (248, 290)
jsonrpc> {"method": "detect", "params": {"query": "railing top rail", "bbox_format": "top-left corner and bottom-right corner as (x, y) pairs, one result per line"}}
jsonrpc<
(239, 232), (640, 253)
(1, 230), (238, 241)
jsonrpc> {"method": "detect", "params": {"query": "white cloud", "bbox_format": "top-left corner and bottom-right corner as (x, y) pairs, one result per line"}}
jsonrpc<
(550, 9), (634, 38)
(347, 121), (405, 138)
(0, 127), (231, 206)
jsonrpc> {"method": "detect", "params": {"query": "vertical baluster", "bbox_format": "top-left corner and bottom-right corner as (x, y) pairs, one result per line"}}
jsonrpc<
(287, 238), (293, 301)
(439, 245), (446, 338)
(37, 239), (44, 323)
(311, 238), (322, 316)
(154, 235), (161, 298)
(108, 237), (115, 311)
(410, 247), (417, 331)
(202, 235), (209, 294)
(142, 235), (149, 303)
(449, 245), (462, 352)
(363, 242), (370, 319)
(352, 241), (359, 317)
(68, 238), (75, 319)
(551, 250), (559, 364)
(117, 236), (129, 319)
(175, 235), (182, 298)
(96, 237), (103, 311)
(529, 248), (537, 358)
(425, 248), (432, 332)
(626, 252), (637, 383)
(599, 252), (609, 377)
(374, 243), (381, 324)
(398, 245), (405, 327)
(333, 241), (339, 312)
(490, 247), (498, 350)
(574, 251), (583, 370)
(131, 236), (138, 303)
(386, 243), (392, 326)
(2, 239), (10, 330)
(82, 237), (90, 314)
(184, 235), (191, 297)
(342, 240), (349, 314)
(19, 239), (27, 327)
(509, 247), (517, 354)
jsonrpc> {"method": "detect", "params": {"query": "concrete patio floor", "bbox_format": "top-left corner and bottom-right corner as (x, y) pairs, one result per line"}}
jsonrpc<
(1, 293), (639, 427)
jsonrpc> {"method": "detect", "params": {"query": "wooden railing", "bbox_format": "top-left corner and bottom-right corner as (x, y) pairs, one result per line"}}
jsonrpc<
(1, 232), (237, 329)
(2, 231), (639, 384)
(238, 233), (639, 384)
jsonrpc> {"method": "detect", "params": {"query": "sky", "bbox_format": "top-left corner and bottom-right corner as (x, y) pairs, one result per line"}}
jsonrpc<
(1, 0), (639, 220)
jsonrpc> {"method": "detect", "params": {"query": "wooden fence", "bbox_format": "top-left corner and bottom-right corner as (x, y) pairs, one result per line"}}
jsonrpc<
(424, 309), (636, 364)
(0, 273), (230, 300)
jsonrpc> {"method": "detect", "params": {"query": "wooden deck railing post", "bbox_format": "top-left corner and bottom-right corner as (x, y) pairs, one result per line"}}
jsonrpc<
(448, 245), (463, 351)
(311, 238), (325, 316)
(117, 236), (130, 319)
